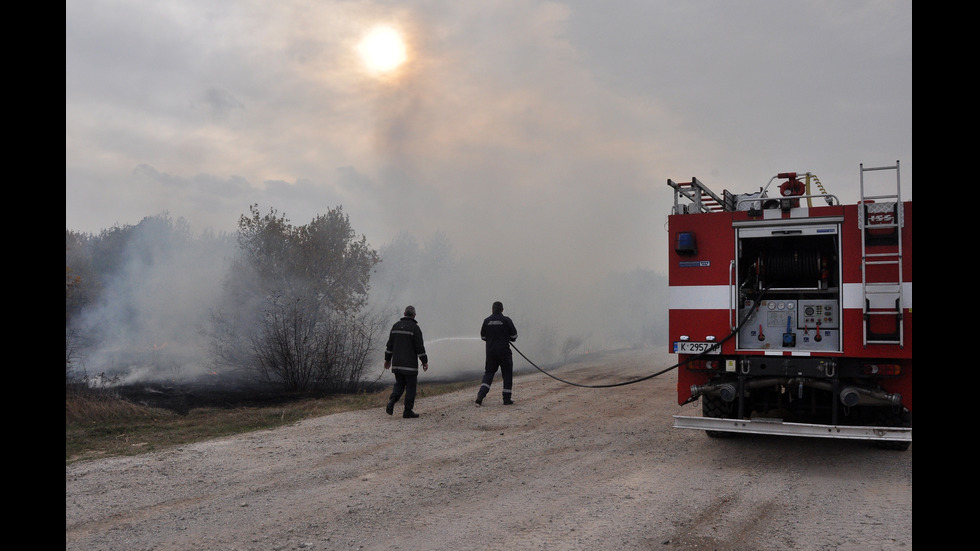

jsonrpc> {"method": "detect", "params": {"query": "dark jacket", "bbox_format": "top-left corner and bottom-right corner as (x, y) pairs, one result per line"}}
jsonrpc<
(481, 312), (518, 354)
(385, 317), (428, 372)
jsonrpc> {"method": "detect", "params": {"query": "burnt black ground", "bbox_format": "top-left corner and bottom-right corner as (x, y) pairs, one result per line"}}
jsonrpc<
(113, 380), (386, 414)
(113, 355), (555, 414)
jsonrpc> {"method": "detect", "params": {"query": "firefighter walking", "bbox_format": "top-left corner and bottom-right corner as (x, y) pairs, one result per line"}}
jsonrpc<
(384, 305), (429, 418)
(475, 301), (519, 406)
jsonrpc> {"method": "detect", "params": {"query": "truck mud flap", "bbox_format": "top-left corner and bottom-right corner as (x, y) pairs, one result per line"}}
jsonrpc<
(672, 415), (911, 443)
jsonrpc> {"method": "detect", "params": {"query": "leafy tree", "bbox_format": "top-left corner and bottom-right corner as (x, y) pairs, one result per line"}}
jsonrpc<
(210, 205), (383, 391)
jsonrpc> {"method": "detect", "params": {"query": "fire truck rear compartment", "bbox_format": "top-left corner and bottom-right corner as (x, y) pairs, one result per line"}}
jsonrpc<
(719, 217), (908, 435)
(736, 225), (842, 353)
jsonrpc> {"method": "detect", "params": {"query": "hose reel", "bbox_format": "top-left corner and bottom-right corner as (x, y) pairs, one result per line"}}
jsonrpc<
(759, 249), (823, 287)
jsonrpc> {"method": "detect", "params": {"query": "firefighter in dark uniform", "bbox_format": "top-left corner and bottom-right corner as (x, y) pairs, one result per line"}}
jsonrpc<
(475, 301), (519, 406)
(384, 305), (428, 418)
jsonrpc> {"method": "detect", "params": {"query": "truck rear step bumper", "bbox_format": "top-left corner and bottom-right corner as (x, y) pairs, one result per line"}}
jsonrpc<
(673, 415), (912, 442)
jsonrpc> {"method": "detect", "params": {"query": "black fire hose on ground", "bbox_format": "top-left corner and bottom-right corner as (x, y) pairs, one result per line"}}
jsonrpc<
(510, 342), (681, 389)
(510, 288), (768, 390)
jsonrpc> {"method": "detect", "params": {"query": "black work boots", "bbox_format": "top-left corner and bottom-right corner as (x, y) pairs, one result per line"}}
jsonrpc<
(475, 396), (514, 406)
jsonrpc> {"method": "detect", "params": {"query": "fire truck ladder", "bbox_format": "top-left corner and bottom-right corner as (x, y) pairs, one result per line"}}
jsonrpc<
(667, 177), (733, 213)
(859, 161), (904, 347)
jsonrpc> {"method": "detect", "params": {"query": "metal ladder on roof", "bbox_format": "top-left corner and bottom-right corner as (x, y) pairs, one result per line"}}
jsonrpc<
(859, 161), (904, 347)
(667, 177), (732, 213)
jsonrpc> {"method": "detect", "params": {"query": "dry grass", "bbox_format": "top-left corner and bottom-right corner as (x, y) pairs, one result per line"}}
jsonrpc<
(66, 381), (472, 465)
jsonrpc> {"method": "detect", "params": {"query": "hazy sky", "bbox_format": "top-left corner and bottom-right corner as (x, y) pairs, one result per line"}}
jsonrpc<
(66, 0), (912, 279)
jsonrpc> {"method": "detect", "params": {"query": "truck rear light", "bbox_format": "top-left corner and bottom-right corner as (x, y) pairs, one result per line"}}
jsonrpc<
(687, 359), (719, 370)
(863, 363), (901, 376)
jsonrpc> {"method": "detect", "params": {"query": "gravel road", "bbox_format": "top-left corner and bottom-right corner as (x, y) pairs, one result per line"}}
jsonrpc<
(66, 348), (912, 551)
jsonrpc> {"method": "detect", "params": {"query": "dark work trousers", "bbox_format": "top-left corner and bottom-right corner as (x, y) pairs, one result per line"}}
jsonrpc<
(477, 350), (513, 401)
(389, 369), (419, 412)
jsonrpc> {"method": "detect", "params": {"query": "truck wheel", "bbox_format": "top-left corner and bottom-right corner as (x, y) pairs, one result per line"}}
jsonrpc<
(873, 406), (912, 451)
(702, 393), (736, 439)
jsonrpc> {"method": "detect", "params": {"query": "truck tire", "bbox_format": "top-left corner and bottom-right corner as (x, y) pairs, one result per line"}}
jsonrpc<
(702, 393), (736, 439)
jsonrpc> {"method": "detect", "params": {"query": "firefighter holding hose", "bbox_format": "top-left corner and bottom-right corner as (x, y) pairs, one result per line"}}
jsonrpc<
(475, 301), (519, 406)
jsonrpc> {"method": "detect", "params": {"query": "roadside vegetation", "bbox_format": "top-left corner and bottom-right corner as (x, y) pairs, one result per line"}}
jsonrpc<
(66, 380), (472, 465)
(66, 205), (478, 466)
(65, 204), (667, 466)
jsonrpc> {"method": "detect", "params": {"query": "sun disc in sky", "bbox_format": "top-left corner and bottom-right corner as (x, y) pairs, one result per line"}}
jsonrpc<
(357, 25), (407, 74)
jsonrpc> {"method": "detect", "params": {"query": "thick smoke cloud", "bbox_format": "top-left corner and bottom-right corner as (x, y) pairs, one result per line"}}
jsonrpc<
(71, 219), (234, 384)
(66, 2), (910, 383)
(69, 215), (667, 385)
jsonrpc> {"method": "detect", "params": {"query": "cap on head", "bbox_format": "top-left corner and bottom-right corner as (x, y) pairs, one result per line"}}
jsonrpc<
(404, 305), (416, 317)
(492, 301), (503, 314)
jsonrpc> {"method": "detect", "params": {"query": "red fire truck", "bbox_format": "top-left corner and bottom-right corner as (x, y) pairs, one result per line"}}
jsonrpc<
(667, 162), (911, 450)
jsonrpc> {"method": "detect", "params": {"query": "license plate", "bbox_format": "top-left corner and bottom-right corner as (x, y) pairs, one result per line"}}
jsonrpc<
(673, 341), (719, 354)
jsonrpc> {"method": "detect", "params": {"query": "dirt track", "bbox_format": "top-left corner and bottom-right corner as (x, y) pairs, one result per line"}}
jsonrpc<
(65, 348), (912, 551)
